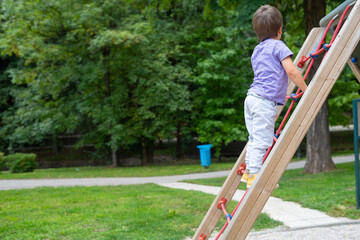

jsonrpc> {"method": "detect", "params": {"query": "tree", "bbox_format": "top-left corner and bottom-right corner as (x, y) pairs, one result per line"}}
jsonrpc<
(146, 0), (258, 159)
(0, 0), (355, 167)
(303, 0), (335, 173)
(193, 23), (252, 157)
(189, 1), (264, 158)
(0, 0), (193, 165)
(0, 56), (15, 152)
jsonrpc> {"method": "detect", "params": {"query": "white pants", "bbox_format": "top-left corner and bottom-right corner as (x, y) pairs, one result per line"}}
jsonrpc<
(244, 92), (278, 174)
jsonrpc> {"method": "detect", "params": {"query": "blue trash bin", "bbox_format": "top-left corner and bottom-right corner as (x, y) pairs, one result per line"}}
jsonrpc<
(197, 144), (212, 168)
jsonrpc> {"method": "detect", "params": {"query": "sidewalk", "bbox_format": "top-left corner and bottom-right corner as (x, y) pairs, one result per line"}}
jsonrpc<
(159, 182), (356, 229)
(0, 155), (355, 190)
(246, 222), (360, 240)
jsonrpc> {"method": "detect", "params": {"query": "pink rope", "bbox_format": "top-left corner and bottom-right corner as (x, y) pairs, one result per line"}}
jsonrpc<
(214, 189), (249, 240)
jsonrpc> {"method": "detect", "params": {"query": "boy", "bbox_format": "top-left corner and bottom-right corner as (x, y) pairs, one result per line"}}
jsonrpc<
(241, 5), (307, 188)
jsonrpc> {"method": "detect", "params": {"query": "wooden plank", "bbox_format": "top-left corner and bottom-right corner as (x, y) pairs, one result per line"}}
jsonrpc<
(222, 2), (360, 239)
(348, 59), (360, 83)
(192, 27), (325, 240)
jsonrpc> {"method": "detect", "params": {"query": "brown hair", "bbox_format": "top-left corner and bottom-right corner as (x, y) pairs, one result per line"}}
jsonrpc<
(253, 5), (283, 42)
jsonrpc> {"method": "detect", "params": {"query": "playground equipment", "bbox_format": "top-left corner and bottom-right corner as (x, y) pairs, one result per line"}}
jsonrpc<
(193, 1), (360, 239)
(352, 99), (360, 209)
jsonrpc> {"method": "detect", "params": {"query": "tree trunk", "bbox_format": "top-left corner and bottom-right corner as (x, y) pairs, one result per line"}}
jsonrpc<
(141, 138), (147, 166)
(111, 147), (118, 167)
(52, 135), (59, 156)
(176, 123), (184, 160)
(103, 46), (111, 97)
(103, 45), (118, 167)
(141, 137), (154, 165)
(111, 150), (118, 167)
(305, 101), (335, 173)
(303, 0), (326, 36)
(304, 51), (334, 173)
(303, 0), (335, 173)
(218, 141), (225, 162)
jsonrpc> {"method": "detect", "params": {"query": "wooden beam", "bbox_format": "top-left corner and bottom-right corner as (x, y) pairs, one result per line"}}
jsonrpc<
(221, 2), (360, 239)
(192, 27), (325, 240)
(348, 59), (360, 83)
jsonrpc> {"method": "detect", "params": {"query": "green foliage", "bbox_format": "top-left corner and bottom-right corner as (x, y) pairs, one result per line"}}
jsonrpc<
(280, 0), (305, 54)
(193, 21), (254, 155)
(328, 65), (360, 126)
(279, 0), (359, 128)
(0, 0), (194, 157)
(0, 0), (357, 162)
(5, 153), (37, 173)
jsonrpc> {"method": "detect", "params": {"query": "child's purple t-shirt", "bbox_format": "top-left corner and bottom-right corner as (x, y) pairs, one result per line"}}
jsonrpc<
(250, 39), (293, 105)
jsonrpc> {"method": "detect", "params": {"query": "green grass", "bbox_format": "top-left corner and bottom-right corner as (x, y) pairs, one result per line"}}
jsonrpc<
(0, 161), (235, 179)
(273, 162), (360, 219)
(185, 162), (360, 219)
(0, 184), (281, 240)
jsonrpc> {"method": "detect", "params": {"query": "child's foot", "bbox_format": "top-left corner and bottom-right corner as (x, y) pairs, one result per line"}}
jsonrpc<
(246, 174), (257, 188)
(246, 174), (280, 189)
(241, 169), (250, 183)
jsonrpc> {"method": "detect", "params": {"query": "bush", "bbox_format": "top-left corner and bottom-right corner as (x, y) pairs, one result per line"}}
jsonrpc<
(5, 153), (37, 173)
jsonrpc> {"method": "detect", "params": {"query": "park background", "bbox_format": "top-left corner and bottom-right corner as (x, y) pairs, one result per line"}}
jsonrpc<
(0, 0), (358, 170)
(1, 0), (360, 240)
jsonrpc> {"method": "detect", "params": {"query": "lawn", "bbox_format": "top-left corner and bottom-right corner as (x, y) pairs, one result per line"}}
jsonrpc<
(0, 151), (354, 180)
(184, 162), (360, 219)
(1, 154), (351, 180)
(274, 162), (360, 219)
(2, 154), (359, 239)
(0, 184), (281, 240)
(0, 162), (236, 180)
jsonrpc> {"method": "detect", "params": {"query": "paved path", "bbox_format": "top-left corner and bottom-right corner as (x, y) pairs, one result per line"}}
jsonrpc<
(160, 182), (355, 229)
(0, 171), (233, 190)
(245, 222), (360, 240)
(0, 155), (354, 191)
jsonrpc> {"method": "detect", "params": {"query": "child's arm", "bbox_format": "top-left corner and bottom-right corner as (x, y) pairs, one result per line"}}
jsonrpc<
(281, 56), (307, 92)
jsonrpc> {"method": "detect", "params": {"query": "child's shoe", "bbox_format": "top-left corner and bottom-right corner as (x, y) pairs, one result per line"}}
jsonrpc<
(241, 169), (250, 183)
(246, 174), (257, 188)
(245, 174), (280, 189)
